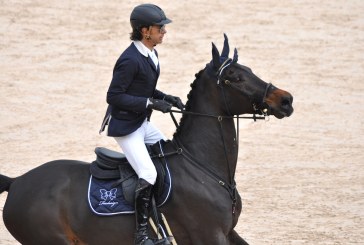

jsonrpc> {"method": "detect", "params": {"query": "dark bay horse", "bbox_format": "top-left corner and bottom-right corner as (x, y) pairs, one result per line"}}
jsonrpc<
(0, 35), (293, 245)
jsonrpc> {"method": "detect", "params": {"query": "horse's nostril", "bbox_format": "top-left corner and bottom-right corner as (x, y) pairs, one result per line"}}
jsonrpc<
(282, 99), (289, 106)
(281, 97), (292, 108)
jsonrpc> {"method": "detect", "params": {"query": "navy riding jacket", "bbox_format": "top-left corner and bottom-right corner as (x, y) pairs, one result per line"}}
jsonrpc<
(100, 42), (166, 136)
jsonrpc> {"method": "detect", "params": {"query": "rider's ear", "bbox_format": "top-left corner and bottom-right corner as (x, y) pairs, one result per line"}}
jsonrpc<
(211, 42), (220, 70)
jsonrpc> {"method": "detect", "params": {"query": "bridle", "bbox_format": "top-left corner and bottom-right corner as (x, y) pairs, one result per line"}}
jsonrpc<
(216, 58), (273, 117)
(168, 59), (272, 215)
(169, 59), (272, 125)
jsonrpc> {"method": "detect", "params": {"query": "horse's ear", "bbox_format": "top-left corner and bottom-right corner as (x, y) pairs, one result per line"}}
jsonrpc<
(221, 33), (230, 60)
(233, 48), (238, 63)
(211, 42), (220, 69)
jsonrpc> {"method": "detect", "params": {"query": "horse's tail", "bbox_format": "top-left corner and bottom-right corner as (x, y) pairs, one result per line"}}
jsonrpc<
(0, 174), (14, 194)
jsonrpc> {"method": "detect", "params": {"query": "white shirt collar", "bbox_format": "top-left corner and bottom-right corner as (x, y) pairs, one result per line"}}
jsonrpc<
(133, 41), (149, 57)
(133, 41), (159, 68)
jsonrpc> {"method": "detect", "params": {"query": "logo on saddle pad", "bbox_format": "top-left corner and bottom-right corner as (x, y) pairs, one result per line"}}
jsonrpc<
(99, 188), (118, 207)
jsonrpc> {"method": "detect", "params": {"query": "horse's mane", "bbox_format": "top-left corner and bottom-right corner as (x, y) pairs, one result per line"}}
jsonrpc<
(173, 68), (205, 137)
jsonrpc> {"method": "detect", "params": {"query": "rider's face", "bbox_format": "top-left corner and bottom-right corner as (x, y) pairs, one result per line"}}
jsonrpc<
(142, 25), (167, 49)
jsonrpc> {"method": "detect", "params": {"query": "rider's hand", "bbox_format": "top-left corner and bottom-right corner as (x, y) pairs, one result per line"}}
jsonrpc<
(147, 99), (172, 113)
(164, 95), (185, 110)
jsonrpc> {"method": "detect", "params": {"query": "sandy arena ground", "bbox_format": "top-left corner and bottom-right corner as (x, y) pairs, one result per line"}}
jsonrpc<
(0, 0), (363, 244)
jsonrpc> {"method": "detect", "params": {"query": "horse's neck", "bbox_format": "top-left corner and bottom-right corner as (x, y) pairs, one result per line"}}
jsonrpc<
(173, 71), (238, 181)
(177, 116), (238, 164)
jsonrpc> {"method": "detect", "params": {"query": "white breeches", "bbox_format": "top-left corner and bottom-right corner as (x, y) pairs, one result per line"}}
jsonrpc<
(114, 120), (166, 185)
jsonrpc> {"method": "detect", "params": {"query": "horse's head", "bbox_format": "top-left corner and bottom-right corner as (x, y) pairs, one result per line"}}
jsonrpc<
(210, 34), (294, 119)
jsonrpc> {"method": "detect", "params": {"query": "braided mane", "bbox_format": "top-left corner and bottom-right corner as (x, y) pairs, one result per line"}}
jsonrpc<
(173, 68), (205, 136)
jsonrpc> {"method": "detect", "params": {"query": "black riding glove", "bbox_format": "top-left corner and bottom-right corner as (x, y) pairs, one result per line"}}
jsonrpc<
(147, 98), (172, 113)
(164, 95), (185, 110)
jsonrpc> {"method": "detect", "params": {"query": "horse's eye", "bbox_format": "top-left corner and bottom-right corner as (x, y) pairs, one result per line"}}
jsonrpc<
(235, 75), (245, 83)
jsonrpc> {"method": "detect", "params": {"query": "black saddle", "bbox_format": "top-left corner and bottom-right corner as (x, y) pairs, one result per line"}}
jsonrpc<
(94, 147), (128, 169)
(90, 142), (167, 205)
(90, 147), (132, 180)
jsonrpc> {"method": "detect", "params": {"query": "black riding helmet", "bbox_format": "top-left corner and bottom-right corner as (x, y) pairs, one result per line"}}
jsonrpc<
(130, 4), (172, 30)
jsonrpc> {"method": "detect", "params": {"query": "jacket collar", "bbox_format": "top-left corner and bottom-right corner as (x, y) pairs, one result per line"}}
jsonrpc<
(133, 41), (159, 70)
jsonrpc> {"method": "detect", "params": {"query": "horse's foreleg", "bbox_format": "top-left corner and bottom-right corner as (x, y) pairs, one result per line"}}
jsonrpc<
(228, 230), (249, 245)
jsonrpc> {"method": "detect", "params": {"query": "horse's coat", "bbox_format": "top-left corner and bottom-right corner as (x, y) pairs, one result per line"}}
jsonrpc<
(0, 35), (293, 245)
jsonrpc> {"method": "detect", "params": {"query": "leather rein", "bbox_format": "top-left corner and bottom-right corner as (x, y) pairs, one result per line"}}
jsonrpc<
(167, 59), (272, 214)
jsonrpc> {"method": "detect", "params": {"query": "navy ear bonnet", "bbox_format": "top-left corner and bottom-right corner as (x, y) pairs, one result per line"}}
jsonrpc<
(210, 33), (239, 69)
(220, 33), (238, 64)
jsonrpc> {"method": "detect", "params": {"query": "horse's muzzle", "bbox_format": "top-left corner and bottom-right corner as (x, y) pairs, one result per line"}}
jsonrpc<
(266, 90), (294, 119)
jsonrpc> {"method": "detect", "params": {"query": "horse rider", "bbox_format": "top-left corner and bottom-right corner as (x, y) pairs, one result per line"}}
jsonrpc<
(99, 3), (184, 245)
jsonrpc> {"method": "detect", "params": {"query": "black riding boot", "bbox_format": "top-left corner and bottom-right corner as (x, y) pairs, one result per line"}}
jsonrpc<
(135, 178), (154, 245)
